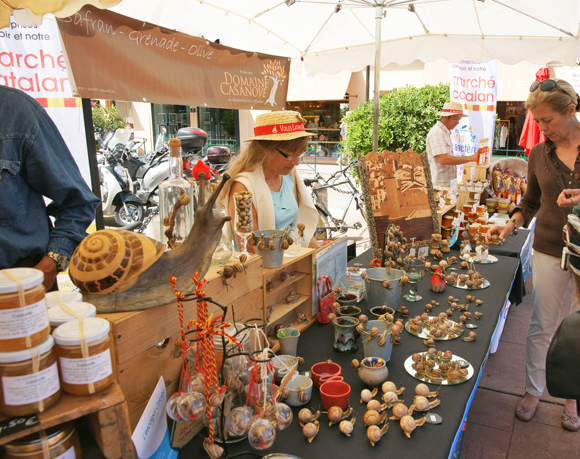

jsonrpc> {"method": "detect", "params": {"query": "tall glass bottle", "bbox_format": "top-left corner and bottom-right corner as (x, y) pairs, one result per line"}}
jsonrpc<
(159, 138), (194, 249)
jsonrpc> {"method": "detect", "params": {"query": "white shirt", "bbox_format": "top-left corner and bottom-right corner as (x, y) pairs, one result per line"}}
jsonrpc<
(426, 121), (457, 187)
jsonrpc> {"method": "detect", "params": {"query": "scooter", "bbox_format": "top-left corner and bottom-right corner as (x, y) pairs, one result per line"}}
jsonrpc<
(99, 149), (144, 227)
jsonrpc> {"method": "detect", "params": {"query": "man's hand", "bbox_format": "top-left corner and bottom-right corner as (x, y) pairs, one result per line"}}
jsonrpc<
(34, 256), (57, 290)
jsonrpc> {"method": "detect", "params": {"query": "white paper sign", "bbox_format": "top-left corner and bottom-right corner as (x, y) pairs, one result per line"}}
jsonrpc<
(0, 299), (48, 340)
(132, 377), (178, 459)
(2, 362), (59, 405)
(59, 349), (112, 385)
(55, 445), (76, 459)
(450, 59), (498, 168)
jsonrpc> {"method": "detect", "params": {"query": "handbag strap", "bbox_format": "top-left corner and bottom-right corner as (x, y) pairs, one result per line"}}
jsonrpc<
(317, 276), (332, 297)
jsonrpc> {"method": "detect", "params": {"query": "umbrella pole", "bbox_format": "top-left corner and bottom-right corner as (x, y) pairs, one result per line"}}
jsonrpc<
(373, 5), (383, 154)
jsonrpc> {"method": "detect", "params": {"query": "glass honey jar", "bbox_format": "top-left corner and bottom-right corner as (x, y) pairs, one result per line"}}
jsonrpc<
(0, 268), (50, 352)
(2, 421), (81, 459)
(0, 335), (61, 416)
(47, 302), (96, 332)
(53, 318), (114, 396)
(441, 215), (454, 228)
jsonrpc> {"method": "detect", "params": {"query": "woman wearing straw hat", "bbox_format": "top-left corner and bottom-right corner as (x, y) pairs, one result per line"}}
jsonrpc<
(219, 111), (320, 251)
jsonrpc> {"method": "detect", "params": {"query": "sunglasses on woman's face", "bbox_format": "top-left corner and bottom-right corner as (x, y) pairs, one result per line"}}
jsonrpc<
(529, 79), (572, 100)
(276, 148), (307, 161)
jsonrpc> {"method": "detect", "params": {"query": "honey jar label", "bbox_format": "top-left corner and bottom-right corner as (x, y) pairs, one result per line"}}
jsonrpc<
(55, 445), (75, 459)
(59, 349), (112, 385)
(1, 362), (59, 406)
(0, 299), (48, 340)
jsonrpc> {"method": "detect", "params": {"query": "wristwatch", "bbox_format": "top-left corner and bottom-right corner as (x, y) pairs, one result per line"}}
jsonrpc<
(45, 251), (70, 273)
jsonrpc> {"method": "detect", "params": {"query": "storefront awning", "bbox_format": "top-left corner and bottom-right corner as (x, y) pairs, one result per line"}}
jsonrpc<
(57, 6), (291, 110)
(287, 64), (350, 102)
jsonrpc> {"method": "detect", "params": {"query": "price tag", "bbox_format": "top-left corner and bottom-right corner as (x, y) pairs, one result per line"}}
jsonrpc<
(0, 414), (39, 439)
(425, 413), (442, 424)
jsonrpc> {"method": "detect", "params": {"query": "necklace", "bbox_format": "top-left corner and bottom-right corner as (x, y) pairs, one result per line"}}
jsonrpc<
(266, 174), (283, 197)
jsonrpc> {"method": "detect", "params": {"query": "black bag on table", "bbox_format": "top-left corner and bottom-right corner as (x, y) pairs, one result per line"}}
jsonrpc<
(545, 311), (580, 400)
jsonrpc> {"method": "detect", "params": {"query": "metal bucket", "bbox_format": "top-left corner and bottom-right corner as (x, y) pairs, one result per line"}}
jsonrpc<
(361, 319), (393, 363)
(254, 229), (285, 269)
(365, 267), (404, 310)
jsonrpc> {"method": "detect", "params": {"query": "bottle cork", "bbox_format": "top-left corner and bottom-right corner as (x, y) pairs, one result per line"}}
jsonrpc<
(169, 138), (181, 157)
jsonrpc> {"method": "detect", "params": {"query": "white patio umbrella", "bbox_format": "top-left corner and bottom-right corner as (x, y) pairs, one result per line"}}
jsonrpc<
(112, 0), (580, 152)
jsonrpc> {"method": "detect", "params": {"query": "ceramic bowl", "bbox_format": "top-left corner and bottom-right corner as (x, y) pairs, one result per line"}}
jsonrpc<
(272, 355), (299, 381)
(311, 361), (341, 388)
(368, 305), (395, 319)
(284, 375), (313, 406)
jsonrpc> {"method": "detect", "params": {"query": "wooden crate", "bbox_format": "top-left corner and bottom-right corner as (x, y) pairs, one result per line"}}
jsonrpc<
(263, 248), (316, 352)
(97, 254), (264, 430)
(462, 163), (489, 182)
(0, 383), (134, 459)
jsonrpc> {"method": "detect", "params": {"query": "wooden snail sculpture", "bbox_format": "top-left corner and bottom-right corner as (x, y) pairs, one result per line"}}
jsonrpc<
(68, 173), (231, 313)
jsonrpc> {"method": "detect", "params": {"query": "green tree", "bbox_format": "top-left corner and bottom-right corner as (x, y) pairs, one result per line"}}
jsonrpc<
(92, 102), (128, 146)
(341, 83), (450, 163)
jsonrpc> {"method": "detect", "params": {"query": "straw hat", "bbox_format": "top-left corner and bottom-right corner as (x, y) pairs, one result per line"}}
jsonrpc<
(437, 102), (468, 118)
(246, 110), (315, 141)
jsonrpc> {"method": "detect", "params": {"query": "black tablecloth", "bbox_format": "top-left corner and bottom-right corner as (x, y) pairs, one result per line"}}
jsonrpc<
(179, 249), (521, 459)
(349, 229), (530, 305)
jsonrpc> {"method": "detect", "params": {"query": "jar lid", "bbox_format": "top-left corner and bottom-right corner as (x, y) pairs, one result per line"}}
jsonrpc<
(46, 290), (83, 308)
(0, 268), (44, 294)
(442, 215), (454, 220)
(53, 317), (110, 346)
(0, 335), (54, 363)
(4, 422), (75, 453)
(48, 302), (97, 327)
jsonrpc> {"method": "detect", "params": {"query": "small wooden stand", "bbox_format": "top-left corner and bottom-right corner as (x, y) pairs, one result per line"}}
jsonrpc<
(0, 383), (134, 459)
(263, 247), (315, 351)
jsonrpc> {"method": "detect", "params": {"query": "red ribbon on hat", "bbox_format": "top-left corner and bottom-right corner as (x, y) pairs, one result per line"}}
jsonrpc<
(254, 122), (305, 137)
(441, 108), (464, 114)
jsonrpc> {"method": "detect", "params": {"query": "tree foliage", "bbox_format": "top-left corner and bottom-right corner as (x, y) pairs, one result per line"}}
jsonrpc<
(341, 83), (450, 162)
(92, 102), (128, 144)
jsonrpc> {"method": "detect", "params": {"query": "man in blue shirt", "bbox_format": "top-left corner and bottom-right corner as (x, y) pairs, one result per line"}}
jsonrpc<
(0, 86), (99, 290)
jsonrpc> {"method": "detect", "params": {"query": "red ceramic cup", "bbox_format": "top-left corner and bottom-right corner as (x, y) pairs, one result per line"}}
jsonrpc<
(311, 361), (341, 388)
(320, 379), (351, 410)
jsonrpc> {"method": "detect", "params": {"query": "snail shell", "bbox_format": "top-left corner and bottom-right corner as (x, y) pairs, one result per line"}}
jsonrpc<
(69, 230), (165, 295)
(280, 240), (289, 250)
(390, 403), (409, 420)
(382, 381), (403, 395)
(303, 421), (319, 443)
(412, 396), (430, 412)
(363, 409), (385, 426)
(298, 408), (318, 426)
(358, 314), (369, 324)
(328, 406), (344, 424)
(400, 415), (417, 438)
(415, 383), (430, 397)
(382, 391), (398, 407)
(360, 388), (375, 403)
(339, 418), (356, 436)
(367, 424), (388, 446)
(367, 399), (382, 412)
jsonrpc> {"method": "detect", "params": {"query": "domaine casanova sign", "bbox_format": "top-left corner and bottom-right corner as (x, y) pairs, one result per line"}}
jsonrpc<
(56, 6), (290, 109)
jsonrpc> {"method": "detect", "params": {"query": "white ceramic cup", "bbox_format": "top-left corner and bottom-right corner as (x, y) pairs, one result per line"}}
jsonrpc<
(284, 375), (313, 406)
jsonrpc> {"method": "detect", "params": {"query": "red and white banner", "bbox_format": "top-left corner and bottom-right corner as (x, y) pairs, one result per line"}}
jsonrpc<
(0, 16), (90, 185)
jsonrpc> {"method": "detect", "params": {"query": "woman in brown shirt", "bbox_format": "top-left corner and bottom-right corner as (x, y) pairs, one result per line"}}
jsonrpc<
(487, 78), (580, 432)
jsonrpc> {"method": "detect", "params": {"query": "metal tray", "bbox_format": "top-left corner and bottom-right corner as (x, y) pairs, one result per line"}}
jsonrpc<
(468, 255), (498, 264)
(404, 353), (474, 386)
(404, 316), (464, 340)
(446, 278), (490, 290)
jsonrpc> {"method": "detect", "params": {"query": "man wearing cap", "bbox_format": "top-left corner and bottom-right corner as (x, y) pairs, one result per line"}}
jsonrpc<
(426, 102), (478, 187)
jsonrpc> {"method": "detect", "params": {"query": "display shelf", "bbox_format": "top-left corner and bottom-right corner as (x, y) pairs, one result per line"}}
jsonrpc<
(263, 248), (315, 343)
(268, 293), (311, 324)
(0, 382), (134, 459)
(266, 271), (309, 296)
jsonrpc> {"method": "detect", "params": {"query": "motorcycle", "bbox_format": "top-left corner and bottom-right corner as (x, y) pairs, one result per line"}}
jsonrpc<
(99, 149), (144, 227)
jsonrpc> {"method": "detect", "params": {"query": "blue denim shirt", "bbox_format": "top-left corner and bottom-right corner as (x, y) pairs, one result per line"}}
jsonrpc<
(0, 86), (99, 268)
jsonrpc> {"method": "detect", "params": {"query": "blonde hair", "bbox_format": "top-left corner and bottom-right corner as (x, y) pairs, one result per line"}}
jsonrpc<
(218, 136), (309, 206)
(526, 78), (580, 114)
